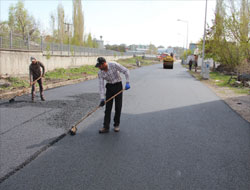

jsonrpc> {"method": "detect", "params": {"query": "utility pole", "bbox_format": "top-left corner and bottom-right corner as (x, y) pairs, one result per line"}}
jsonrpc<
(201, 0), (209, 79)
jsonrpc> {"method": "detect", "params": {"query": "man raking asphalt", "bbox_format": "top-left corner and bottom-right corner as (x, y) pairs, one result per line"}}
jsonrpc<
(29, 57), (45, 102)
(8, 57), (45, 103)
(96, 57), (130, 133)
(69, 57), (130, 135)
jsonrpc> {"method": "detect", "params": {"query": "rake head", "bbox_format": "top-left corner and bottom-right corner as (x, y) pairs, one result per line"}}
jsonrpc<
(9, 98), (15, 103)
(69, 126), (77, 136)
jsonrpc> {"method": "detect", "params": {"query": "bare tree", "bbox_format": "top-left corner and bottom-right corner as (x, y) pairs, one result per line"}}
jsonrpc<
(57, 4), (65, 43)
(50, 13), (56, 38)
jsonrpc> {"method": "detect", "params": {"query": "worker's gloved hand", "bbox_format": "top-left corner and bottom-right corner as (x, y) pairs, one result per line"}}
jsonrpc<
(99, 99), (105, 107)
(125, 82), (130, 90)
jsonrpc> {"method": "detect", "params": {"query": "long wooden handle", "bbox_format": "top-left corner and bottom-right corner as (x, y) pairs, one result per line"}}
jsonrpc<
(31, 75), (43, 86)
(9, 76), (44, 101)
(73, 89), (125, 127)
(105, 89), (125, 104)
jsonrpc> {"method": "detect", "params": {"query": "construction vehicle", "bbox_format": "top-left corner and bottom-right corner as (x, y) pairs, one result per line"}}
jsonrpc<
(163, 53), (174, 69)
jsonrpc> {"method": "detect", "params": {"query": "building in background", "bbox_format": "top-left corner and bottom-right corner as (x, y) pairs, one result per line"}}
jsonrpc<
(127, 44), (149, 54)
(189, 43), (198, 53)
(94, 39), (104, 49)
(157, 47), (174, 54)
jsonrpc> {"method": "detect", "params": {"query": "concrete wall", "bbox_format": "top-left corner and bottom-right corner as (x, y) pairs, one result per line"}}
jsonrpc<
(0, 50), (132, 77)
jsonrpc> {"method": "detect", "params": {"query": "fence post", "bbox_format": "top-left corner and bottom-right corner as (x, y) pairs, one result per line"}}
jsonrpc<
(27, 34), (30, 50)
(40, 36), (43, 51)
(60, 42), (62, 56)
(51, 43), (54, 55)
(68, 43), (70, 56)
(0, 36), (2, 48)
(10, 31), (13, 49)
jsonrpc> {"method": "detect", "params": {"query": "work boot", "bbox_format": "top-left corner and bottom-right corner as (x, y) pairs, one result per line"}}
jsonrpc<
(99, 127), (109, 134)
(114, 126), (120, 132)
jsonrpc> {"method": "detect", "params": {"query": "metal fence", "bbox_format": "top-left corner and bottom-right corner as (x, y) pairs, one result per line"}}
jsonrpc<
(0, 32), (139, 57)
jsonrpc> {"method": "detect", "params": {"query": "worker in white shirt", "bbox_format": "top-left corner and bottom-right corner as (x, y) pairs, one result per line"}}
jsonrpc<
(95, 57), (130, 133)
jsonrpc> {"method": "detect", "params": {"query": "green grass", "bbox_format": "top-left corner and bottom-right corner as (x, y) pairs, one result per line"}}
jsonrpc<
(7, 77), (29, 89)
(188, 70), (203, 80)
(45, 65), (99, 80)
(187, 71), (249, 95)
(209, 72), (249, 95)
(209, 72), (235, 87)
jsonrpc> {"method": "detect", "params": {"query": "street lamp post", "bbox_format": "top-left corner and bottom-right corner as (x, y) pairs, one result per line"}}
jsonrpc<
(201, 0), (209, 79)
(177, 19), (189, 54)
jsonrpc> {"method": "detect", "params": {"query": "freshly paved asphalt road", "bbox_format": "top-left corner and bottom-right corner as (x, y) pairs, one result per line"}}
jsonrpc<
(1, 62), (250, 189)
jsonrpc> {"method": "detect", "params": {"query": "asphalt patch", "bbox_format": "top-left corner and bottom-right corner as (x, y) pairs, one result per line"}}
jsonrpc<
(0, 93), (100, 131)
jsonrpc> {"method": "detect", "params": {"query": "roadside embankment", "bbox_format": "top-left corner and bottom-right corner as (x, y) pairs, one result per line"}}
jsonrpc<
(0, 57), (160, 99)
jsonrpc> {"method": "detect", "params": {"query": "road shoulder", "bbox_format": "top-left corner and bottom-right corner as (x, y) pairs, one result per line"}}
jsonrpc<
(189, 70), (250, 123)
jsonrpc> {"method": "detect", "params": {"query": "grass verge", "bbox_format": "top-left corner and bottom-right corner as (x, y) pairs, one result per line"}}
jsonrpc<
(45, 65), (99, 80)
(189, 70), (249, 95)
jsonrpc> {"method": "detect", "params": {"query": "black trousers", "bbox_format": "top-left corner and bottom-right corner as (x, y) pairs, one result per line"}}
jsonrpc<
(189, 61), (193, 71)
(104, 82), (123, 129)
(31, 78), (44, 99)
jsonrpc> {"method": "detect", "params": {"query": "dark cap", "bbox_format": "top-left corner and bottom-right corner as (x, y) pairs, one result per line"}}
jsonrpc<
(95, 57), (106, 67)
(30, 56), (36, 61)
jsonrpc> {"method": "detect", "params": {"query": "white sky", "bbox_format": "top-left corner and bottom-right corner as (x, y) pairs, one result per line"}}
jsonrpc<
(0, 0), (217, 48)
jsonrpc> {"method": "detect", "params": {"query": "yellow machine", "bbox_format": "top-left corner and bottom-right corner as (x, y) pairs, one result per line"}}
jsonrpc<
(163, 53), (174, 69)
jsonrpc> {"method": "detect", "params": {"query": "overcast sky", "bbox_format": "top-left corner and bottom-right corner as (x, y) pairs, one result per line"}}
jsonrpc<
(0, 0), (217, 48)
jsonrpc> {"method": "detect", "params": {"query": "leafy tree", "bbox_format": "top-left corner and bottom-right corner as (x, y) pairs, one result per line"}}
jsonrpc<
(7, 1), (40, 40)
(182, 49), (192, 60)
(200, 0), (250, 73)
(105, 44), (126, 52)
(50, 13), (56, 39)
(147, 43), (157, 54)
(86, 33), (93, 47)
(0, 21), (9, 33)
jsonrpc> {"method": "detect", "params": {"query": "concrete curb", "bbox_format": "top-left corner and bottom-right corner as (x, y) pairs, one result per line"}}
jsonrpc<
(0, 75), (97, 100)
